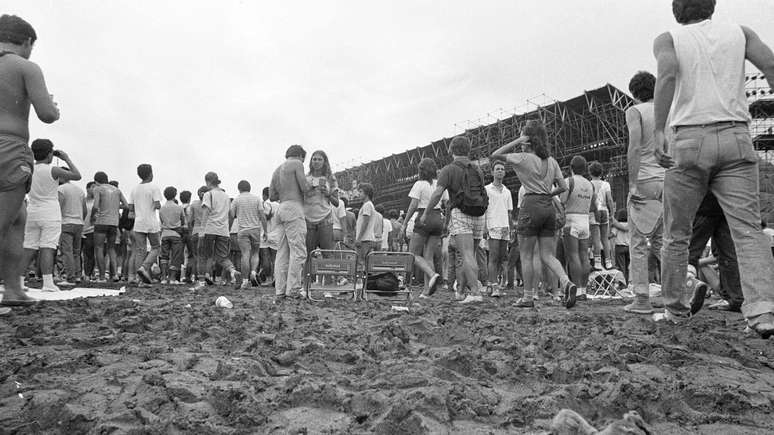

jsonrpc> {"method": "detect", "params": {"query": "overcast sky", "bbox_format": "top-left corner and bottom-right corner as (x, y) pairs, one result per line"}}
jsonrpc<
(6, 0), (773, 196)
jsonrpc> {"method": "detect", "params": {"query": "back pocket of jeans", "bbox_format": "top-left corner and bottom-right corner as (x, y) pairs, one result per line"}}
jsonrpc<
(735, 132), (758, 163)
(673, 137), (701, 169)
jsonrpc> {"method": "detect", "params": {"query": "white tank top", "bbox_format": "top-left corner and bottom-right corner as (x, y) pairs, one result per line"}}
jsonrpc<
(27, 162), (61, 222)
(632, 102), (666, 182)
(669, 20), (750, 127)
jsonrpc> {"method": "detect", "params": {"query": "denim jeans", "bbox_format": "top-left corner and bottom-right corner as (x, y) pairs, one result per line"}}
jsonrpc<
(274, 201), (307, 296)
(82, 232), (95, 278)
(237, 227), (262, 278)
(306, 214), (334, 253)
(160, 236), (184, 271)
(60, 224), (83, 280)
(662, 123), (774, 319)
(688, 210), (743, 308)
(629, 180), (663, 298)
(133, 231), (160, 276)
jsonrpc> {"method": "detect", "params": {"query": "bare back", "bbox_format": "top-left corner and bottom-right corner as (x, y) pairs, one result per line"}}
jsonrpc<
(270, 159), (306, 203)
(0, 52), (58, 139)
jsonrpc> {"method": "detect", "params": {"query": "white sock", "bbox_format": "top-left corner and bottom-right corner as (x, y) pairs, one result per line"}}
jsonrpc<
(43, 274), (55, 288)
(578, 287), (586, 296)
(20, 276), (25, 288)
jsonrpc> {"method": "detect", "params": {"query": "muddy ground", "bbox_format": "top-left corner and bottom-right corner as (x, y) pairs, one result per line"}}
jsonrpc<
(1, 283), (773, 434)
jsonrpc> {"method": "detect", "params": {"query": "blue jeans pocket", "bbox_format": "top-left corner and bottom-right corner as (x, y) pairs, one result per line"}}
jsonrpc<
(734, 132), (758, 163)
(673, 137), (701, 169)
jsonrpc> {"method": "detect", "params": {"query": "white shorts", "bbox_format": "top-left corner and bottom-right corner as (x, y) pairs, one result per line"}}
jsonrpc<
(24, 220), (61, 249)
(564, 213), (590, 240)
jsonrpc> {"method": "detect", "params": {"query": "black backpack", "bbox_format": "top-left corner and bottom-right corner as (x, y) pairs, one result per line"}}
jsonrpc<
(452, 161), (489, 217)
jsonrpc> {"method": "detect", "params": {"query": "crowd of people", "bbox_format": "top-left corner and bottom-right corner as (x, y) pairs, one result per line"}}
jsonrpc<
(1, 1), (774, 338)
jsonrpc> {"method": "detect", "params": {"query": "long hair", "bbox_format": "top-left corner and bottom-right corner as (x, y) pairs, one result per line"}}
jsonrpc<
(418, 158), (437, 183)
(309, 150), (333, 180)
(522, 120), (550, 159)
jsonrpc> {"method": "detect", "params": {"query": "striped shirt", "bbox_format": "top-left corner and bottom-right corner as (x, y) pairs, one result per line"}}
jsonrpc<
(230, 192), (263, 232)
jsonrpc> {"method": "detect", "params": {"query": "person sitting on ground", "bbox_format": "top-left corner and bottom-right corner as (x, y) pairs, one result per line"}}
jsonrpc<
(193, 172), (242, 290)
(560, 155), (595, 301)
(492, 121), (576, 308)
(484, 158), (513, 298)
(422, 136), (488, 304)
(0, 14), (60, 312)
(401, 158), (445, 297)
(230, 180), (268, 289)
(20, 139), (81, 292)
(128, 164), (162, 285)
(58, 165), (87, 286)
(159, 186), (186, 284)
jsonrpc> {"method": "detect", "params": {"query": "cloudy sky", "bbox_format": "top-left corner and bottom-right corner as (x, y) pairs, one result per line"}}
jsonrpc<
(6, 0), (773, 196)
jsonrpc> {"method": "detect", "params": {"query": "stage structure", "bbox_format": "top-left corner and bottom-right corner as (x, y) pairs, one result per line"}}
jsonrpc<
(337, 84), (636, 211)
(337, 76), (774, 219)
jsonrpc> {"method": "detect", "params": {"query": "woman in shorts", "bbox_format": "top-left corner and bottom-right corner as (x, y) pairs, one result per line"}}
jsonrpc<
(492, 120), (577, 308)
(402, 158), (446, 297)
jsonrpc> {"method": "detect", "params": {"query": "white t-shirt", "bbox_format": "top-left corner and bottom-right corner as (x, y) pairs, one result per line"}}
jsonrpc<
(485, 183), (512, 230)
(356, 200), (377, 242)
(263, 201), (282, 250)
(129, 183), (162, 233)
(408, 179), (448, 209)
(202, 188), (230, 237)
(381, 218), (391, 250)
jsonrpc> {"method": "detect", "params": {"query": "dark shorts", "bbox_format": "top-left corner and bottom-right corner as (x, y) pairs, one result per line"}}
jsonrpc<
(94, 225), (119, 244)
(413, 208), (444, 237)
(0, 135), (33, 193)
(517, 194), (556, 237)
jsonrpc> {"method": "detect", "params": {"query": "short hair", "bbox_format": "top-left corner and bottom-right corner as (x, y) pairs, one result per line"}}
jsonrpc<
(418, 158), (438, 182)
(31, 138), (53, 161)
(237, 180), (251, 192)
(286, 145), (306, 159)
(375, 205), (385, 214)
(763, 220), (768, 229)
(0, 15), (37, 45)
(108, 180), (119, 188)
(672, 0), (715, 24)
(197, 185), (208, 198)
(340, 197), (349, 208)
(94, 171), (109, 184)
(449, 136), (471, 157)
(628, 71), (656, 102)
(616, 208), (628, 222)
(570, 155), (587, 176)
(180, 190), (192, 203)
(491, 159), (506, 172)
(522, 120), (550, 159)
(358, 182), (374, 200)
(137, 164), (153, 180)
(86, 181), (95, 189)
(262, 187), (269, 197)
(589, 161), (604, 177)
(163, 186), (177, 200)
(388, 209), (399, 219)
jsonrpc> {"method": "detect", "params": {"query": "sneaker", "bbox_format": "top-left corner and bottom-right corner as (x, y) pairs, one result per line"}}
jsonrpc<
(161, 279), (169, 285)
(239, 281), (250, 290)
(169, 280), (181, 285)
(491, 287), (502, 298)
(652, 310), (686, 324)
(427, 273), (441, 296)
(605, 260), (613, 270)
(747, 313), (774, 339)
(513, 297), (534, 308)
(689, 281), (709, 315)
(137, 267), (152, 284)
(249, 271), (259, 286)
(459, 294), (483, 304)
(563, 281), (577, 309)
(190, 280), (207, 291)
(624, 297), (654, 314)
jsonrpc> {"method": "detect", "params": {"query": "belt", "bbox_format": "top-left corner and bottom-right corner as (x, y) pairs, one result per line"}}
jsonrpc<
(674, 120), (748, 131)
(524, 192), (551, 197)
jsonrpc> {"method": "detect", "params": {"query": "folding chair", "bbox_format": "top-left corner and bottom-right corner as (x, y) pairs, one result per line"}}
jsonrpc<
(587, 269), (627, 299)
(304, 249), (358, 302)
(361, 251), (414, 304)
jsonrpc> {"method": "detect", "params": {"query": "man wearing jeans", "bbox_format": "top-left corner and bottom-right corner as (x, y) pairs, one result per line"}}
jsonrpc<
(269, 145), (312, 300)
(58, 172), (87, 285)
(653, 0), (774, 337)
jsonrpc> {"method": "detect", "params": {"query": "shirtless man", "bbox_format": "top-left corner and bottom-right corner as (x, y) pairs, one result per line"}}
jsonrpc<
(269, 145), (312, 300)
(0, 15), (60, 312)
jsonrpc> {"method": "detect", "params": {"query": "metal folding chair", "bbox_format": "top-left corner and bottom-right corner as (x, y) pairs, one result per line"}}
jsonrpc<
(304, 249), (358, 302)
(587, 269), (627, 299)
(361, 251), (414, 304)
